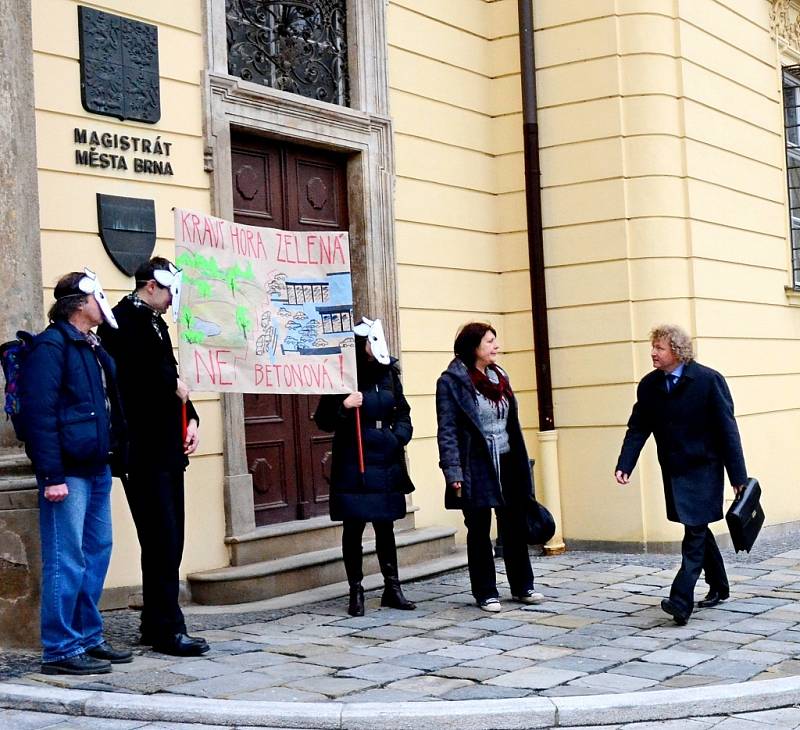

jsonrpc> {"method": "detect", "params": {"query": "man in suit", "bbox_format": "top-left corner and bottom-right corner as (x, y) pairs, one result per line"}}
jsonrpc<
(615, 324), (747, 625)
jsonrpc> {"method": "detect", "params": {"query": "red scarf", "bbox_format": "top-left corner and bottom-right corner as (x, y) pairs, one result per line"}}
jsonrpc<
(468, 364), (513, 408)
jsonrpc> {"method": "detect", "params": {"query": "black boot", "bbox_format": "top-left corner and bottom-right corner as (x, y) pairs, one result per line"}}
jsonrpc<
(381, 575), (416, 610)
(342, 521), (367, 616)
(374, 523), (415, 610)
(348, 582), (365, 616)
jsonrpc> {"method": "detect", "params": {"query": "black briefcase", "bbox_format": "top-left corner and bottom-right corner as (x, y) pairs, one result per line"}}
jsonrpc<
(725, 477), (765, 553)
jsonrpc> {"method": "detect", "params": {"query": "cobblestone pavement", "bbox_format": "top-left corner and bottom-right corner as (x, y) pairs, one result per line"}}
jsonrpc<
(2, 707), (800, 729)
(4, 533), (800, 705)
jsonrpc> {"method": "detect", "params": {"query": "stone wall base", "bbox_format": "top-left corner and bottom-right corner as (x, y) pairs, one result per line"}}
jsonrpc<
(566, 519), (799, 555)
(0, 499), (41, 649)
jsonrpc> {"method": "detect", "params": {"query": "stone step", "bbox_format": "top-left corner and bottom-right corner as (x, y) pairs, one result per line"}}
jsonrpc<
(184, 548), (469, 614)
(188, 525), (458, 606)
(0, 474), (37, 493)
(226, 507), (418, 566)
(0, 447), (32, 477)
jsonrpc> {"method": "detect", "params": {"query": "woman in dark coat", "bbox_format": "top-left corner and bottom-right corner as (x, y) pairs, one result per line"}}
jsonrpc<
(435, 322), (542, 612)
(314, 318), (416, 616)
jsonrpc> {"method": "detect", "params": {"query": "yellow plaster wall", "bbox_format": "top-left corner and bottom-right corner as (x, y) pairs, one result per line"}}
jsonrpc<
(391, 0), (800, 549)
(682, 0), (800, 534)
(531, 0), (800, 546)
(32, 0), (227, 589)
(389, 0), (539, 539)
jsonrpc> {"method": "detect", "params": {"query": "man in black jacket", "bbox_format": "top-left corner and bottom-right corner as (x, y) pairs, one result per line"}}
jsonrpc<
(615, 324), (747, 626)
(99, 257), (208, 656)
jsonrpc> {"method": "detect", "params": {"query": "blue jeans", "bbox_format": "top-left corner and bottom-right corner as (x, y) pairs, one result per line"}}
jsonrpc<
(38, 467), (112, 663)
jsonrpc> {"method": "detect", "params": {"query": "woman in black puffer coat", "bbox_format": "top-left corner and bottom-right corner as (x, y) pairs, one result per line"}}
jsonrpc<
(314, 331), (416, 616)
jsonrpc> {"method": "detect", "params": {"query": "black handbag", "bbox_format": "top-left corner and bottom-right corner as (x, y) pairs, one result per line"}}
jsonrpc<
(526, 498), (556, 546)
(725, 477), (765, 553)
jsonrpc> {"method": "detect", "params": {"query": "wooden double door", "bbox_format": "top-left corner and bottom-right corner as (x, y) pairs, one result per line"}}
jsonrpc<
(231, 132), (349, 526)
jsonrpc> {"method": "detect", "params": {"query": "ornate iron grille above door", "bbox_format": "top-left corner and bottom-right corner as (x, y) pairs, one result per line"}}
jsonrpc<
(227, 0), (350, 106)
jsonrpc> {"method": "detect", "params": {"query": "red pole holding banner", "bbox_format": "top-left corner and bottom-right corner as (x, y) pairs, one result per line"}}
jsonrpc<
(354, 406), (365, 474)
(181, 402), (188, 443)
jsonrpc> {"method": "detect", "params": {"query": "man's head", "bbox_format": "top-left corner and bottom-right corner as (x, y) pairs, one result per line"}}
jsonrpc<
(50, 272), (93, 324)
(134, 257), (175, 313)
(49, 269), (116, 331)
(649, 324), (694, 372)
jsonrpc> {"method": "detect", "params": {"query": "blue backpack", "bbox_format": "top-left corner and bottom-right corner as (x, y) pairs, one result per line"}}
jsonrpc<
(0, 331), (37, 441)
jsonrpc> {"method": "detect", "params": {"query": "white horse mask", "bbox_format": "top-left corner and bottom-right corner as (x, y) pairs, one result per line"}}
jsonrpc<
(353, 317), (390, 365)
(153, 263), (183, 323)
(77, 268), (118, 329)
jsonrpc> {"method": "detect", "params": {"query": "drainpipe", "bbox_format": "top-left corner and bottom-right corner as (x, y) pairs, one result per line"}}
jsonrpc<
(517, 0), (565, 554)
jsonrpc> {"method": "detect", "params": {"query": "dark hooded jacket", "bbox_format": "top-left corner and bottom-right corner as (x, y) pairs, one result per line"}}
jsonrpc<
(20, 320), (126, 486)
(435, 358), (533, 509)
(616, 359), (747, 526)
(314, 357), (414, 522)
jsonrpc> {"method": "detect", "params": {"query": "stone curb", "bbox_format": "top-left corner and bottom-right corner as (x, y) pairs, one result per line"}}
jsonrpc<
(2, 677), (800, 728)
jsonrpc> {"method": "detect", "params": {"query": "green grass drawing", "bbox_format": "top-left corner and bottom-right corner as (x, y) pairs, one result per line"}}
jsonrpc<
(235, 305), (252, 341)
(178, 250), (260, 344)
(180, 305), (207, 344)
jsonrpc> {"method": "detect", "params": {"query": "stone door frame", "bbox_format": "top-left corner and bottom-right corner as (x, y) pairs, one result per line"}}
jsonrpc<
(203, 0), (399, 537)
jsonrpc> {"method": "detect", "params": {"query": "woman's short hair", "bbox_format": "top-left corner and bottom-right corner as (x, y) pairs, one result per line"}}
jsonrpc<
(48, 272), (89, 322)
(650, 324), (694, 362)
(454, 322), (496, 368)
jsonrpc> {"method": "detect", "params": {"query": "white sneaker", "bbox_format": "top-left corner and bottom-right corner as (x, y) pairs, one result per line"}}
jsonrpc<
(513, 591), (544, 605)
(478, 597), (502, 612)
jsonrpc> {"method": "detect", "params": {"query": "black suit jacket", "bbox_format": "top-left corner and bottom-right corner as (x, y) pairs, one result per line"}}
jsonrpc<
(616, 360), (747, 526)
(99, 296), (198, 474)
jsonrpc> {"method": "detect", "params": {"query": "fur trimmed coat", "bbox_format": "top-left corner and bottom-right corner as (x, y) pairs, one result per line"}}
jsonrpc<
(435, 358), (533, 510)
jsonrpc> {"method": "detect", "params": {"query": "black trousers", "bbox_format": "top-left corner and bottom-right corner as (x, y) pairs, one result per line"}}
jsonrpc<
(462, 455), (534, 602)
(342, 520), (397, 585)
(123, 469), (187, 639)
(669, 524), (728, 616)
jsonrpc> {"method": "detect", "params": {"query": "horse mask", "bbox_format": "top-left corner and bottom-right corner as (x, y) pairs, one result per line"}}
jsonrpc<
(76, 268), (118, 329)
(152, 262), (183, 323)
(353, 317), (390, 365)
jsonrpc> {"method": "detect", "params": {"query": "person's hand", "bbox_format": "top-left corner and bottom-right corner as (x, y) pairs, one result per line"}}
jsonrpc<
(343, 392), (363, 409)
(184, 419), (200, 455)
(176, 378), (190, 404)
(450, 481), (462, 497)
(733, 484), (745, 497)
(44, 483), (68, 502)
(615, 470), (630, 485)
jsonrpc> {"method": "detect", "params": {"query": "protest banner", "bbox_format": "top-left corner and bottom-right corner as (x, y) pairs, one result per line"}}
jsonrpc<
(173, 208), (357, 394)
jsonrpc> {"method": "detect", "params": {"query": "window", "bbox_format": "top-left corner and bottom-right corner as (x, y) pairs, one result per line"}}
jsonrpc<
(783, 66), (800, 287)
(226, 0), (349, 106)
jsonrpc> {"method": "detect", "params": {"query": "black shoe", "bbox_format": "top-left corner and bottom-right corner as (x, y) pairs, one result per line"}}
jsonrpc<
(697, 588), (729, 608)
(661, 598), (689, 626)
(86, 641), (133, 664)
(348, 582), (365, 616)
(41, 653), (112, 675)
(151, 633), (210, 657)
(380, 578), (416, 610)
